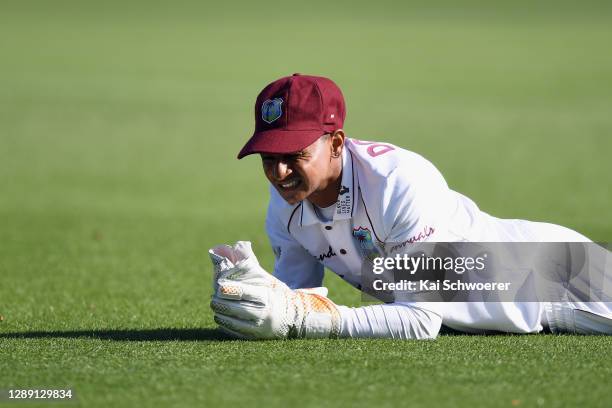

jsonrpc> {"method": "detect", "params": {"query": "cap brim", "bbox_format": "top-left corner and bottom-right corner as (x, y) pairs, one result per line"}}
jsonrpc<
(237, 129), (326, 159)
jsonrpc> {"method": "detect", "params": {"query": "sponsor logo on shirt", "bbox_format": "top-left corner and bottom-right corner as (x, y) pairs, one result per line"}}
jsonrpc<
(314, 245), (336, 262)
(339, 185), (350, 195)
(352, 139), (396, 157)
(388, 226), (436, 253)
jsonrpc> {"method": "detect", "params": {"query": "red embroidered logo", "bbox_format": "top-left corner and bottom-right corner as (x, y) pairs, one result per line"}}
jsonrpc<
(352, 139), (395, 157)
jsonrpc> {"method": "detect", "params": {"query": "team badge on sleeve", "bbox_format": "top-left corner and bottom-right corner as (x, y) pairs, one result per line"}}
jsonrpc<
(261, 98), (284, 124)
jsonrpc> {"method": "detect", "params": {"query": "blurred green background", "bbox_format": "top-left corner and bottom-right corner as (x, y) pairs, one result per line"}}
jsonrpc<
(1, 1), (611, 407)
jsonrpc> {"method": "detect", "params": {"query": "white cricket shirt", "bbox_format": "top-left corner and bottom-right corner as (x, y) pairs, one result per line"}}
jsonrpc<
(265, 138), (589, 336)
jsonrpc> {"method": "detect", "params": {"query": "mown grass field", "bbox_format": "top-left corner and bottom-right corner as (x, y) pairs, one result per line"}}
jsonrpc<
(1, 1), (611, 407)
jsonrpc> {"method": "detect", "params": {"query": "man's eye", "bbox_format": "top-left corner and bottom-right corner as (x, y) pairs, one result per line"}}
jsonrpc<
(277, 155), (299, 163)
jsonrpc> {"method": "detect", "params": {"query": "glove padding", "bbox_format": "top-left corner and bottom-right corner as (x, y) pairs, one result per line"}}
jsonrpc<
(208, 241), (341, 340)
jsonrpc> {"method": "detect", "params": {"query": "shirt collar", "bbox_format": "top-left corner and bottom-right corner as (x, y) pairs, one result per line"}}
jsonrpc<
(300, 147), (356, 227)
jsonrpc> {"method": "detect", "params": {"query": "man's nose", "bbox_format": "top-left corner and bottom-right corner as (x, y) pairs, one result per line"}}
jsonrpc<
(273, 160), (291, 180)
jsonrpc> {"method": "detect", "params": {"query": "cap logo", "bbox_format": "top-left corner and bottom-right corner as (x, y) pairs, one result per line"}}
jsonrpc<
(261, 98), (283, 124)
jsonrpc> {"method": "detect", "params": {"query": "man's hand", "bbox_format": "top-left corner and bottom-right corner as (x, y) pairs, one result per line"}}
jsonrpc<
(208, 241), (341, 340)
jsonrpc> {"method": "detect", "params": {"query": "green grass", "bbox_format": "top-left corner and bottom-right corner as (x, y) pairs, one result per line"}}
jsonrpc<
(1, 1), (611, 407)
(1, 335), (610, 407)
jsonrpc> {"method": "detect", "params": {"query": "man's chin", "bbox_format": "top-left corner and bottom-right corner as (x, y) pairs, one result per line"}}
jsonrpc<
(277, 189), (307, 206)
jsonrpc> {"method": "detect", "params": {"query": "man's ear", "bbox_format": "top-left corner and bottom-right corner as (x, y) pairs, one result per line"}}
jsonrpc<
(330, 129), (345, 158)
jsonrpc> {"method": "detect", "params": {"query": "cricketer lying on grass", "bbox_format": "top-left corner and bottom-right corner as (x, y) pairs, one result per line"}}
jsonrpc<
(209, 74), (612, 340)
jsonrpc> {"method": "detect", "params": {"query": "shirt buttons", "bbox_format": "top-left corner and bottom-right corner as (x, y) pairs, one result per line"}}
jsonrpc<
(325, 226), (332, 230)
(340, 249), (347, 255)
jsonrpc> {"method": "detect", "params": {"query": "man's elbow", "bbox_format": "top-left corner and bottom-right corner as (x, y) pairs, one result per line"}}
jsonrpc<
(405, 307), (443, 340)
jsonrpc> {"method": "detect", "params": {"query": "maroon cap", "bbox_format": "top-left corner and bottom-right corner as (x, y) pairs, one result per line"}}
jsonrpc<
(237, 73), (346, 159)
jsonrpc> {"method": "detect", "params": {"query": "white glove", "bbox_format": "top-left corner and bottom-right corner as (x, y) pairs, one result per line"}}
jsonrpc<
(208, 241), (341, 340)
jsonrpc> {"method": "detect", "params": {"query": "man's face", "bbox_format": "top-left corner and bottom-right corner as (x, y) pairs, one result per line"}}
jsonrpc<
(261, 136), (334, 206)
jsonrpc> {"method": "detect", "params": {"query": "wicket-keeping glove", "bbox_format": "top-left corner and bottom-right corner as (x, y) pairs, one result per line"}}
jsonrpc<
(208, 241), (341, 340)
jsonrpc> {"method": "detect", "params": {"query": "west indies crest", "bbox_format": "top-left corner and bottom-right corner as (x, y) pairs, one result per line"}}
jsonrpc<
(352, 226), (381, 262)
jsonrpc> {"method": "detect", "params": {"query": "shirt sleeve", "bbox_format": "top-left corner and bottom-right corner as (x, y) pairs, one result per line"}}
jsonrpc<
(265, 203), (324, 289)
(337, 302), (442, 339)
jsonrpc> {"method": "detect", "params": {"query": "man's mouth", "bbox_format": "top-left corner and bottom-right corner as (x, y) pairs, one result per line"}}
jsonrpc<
(278, 178), (302, 191)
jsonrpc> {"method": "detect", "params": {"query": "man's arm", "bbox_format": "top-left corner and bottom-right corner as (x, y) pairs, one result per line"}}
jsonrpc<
(338, 303), (442, 340)
(265, 207), (441, 340)
(210, 241), (444, 340)
(265, 200), (324, 288)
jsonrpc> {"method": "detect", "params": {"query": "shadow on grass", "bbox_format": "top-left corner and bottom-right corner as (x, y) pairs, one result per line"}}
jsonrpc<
(0, 328), (232, 341)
